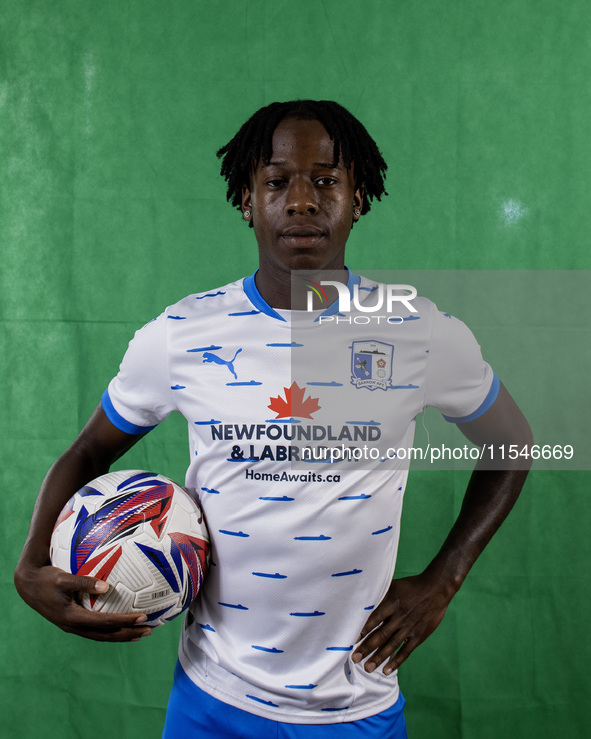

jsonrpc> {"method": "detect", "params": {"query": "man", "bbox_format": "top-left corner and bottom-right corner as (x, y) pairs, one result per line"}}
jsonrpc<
(14, 100), (532, 738)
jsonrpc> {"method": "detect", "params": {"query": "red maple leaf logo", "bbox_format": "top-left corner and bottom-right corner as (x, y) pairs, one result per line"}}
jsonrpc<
(268, 381), (321, 419)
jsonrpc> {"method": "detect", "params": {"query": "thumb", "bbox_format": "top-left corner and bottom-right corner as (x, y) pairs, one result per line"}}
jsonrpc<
(62, 574), (110, 595)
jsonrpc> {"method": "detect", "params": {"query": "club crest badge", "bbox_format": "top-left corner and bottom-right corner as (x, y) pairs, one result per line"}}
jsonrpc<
(351, 340), (394, 391)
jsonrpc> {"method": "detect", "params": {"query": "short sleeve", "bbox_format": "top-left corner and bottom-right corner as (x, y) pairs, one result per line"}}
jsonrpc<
(102, 314), (177, 434)
(425, 309), (499, 423)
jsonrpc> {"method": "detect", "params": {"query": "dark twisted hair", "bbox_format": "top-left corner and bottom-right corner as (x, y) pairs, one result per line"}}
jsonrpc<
(216, 100), (388, 222)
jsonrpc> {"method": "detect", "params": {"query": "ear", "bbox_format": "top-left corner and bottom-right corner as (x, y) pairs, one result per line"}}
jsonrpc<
(353, 185), (364, 221)
(241, 184), (252, 221)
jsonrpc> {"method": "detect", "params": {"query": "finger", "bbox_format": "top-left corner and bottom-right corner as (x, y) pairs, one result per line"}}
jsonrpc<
(64, 624), (153, 643)
(55, 572), (111, 595)
(352, 614), (413, 667)
(357, 591), (409, 642)
(383, 640), (415, 674)
(61, 602), (149, 629)
(357, 617), (377, 642)
(52, 572), (148, 625)
(357, 604), (393, 641)
(60, 603), (153, 639)
(352, 636), (376, 663)
(363, 633), (408, 673)
(356, 614), (403, 655)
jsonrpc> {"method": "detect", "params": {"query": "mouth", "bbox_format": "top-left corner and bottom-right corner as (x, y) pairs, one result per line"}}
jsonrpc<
(280, 226), (325, 247)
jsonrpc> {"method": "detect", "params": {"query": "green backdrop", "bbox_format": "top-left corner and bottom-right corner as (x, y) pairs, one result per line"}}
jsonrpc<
(1, 1), (589, 737)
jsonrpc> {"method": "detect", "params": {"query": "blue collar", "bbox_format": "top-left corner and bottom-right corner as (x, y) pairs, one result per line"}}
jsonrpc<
(243, 270), (360, 322)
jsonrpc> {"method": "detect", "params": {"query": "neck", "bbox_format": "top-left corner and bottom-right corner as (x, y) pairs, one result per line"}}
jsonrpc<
(254, 263), (349, 311)
(254, 266), (293, 310)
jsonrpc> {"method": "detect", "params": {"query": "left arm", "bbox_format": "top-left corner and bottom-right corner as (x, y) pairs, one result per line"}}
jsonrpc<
(352, 381), (533, 674)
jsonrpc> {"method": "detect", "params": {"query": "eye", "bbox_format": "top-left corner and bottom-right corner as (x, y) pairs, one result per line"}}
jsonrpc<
(265, 178), (285, 189)
(316, 176), (337, 186)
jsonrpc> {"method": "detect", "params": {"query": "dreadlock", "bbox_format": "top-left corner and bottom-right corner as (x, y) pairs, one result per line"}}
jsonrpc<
(216, 100), (388, 222)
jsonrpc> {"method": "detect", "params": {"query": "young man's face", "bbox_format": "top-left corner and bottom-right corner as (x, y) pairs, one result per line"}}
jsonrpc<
(242, 117), (364, 277)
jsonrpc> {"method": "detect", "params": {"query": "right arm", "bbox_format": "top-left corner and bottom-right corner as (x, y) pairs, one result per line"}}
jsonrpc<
(14, 404), (153, 642)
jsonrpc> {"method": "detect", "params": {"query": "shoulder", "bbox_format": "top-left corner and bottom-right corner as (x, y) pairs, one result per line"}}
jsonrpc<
(170, 277), (246, 309)
(153, 277), (251, 322)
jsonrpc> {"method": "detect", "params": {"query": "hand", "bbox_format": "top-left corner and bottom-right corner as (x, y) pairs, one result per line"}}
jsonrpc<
(352, 572), (454, 675)
(14, 563), (152, 642)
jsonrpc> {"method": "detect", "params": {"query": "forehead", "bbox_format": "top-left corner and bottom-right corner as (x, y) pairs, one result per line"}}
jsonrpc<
(261, 117), (339, 168)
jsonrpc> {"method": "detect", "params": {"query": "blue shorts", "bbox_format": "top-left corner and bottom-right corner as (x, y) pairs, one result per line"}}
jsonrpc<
(162, 662), (407, 738)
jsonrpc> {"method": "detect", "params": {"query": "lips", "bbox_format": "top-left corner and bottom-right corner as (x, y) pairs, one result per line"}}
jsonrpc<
(280, 225), (325, 246)
(281, 225), (324, 237)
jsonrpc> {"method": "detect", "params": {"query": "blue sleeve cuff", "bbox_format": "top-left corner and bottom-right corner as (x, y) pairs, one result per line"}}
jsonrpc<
(442, 372), (501, 424)
(101, 389), (157, 435)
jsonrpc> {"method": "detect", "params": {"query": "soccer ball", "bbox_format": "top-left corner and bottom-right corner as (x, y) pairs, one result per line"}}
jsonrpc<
(50, 470), (210, 627)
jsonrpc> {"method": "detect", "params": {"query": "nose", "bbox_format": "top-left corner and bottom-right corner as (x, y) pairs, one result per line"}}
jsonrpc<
(285, 178), (319, 215)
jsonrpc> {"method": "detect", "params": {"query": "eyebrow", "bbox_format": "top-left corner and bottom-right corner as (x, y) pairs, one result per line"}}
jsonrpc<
(262, 161), (342, 169)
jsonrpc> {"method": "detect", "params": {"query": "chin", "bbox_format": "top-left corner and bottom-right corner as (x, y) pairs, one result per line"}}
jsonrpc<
(285, 250), (345, 273)
(287, 255), (326, 271)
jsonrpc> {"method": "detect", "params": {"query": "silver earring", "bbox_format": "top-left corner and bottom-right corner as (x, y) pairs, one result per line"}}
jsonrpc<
(353, 208), (361, 218)
(243, 210), (251, 219)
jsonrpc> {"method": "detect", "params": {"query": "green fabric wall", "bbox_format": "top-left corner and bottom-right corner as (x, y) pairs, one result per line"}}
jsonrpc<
(1, 1), (589, 737)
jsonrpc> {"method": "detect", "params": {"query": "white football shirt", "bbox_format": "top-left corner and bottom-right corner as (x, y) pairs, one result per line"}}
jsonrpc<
(103, 272), (498, 723)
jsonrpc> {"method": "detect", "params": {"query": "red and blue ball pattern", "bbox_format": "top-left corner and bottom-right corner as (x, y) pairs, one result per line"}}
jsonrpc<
(50, 471), (210, 626)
